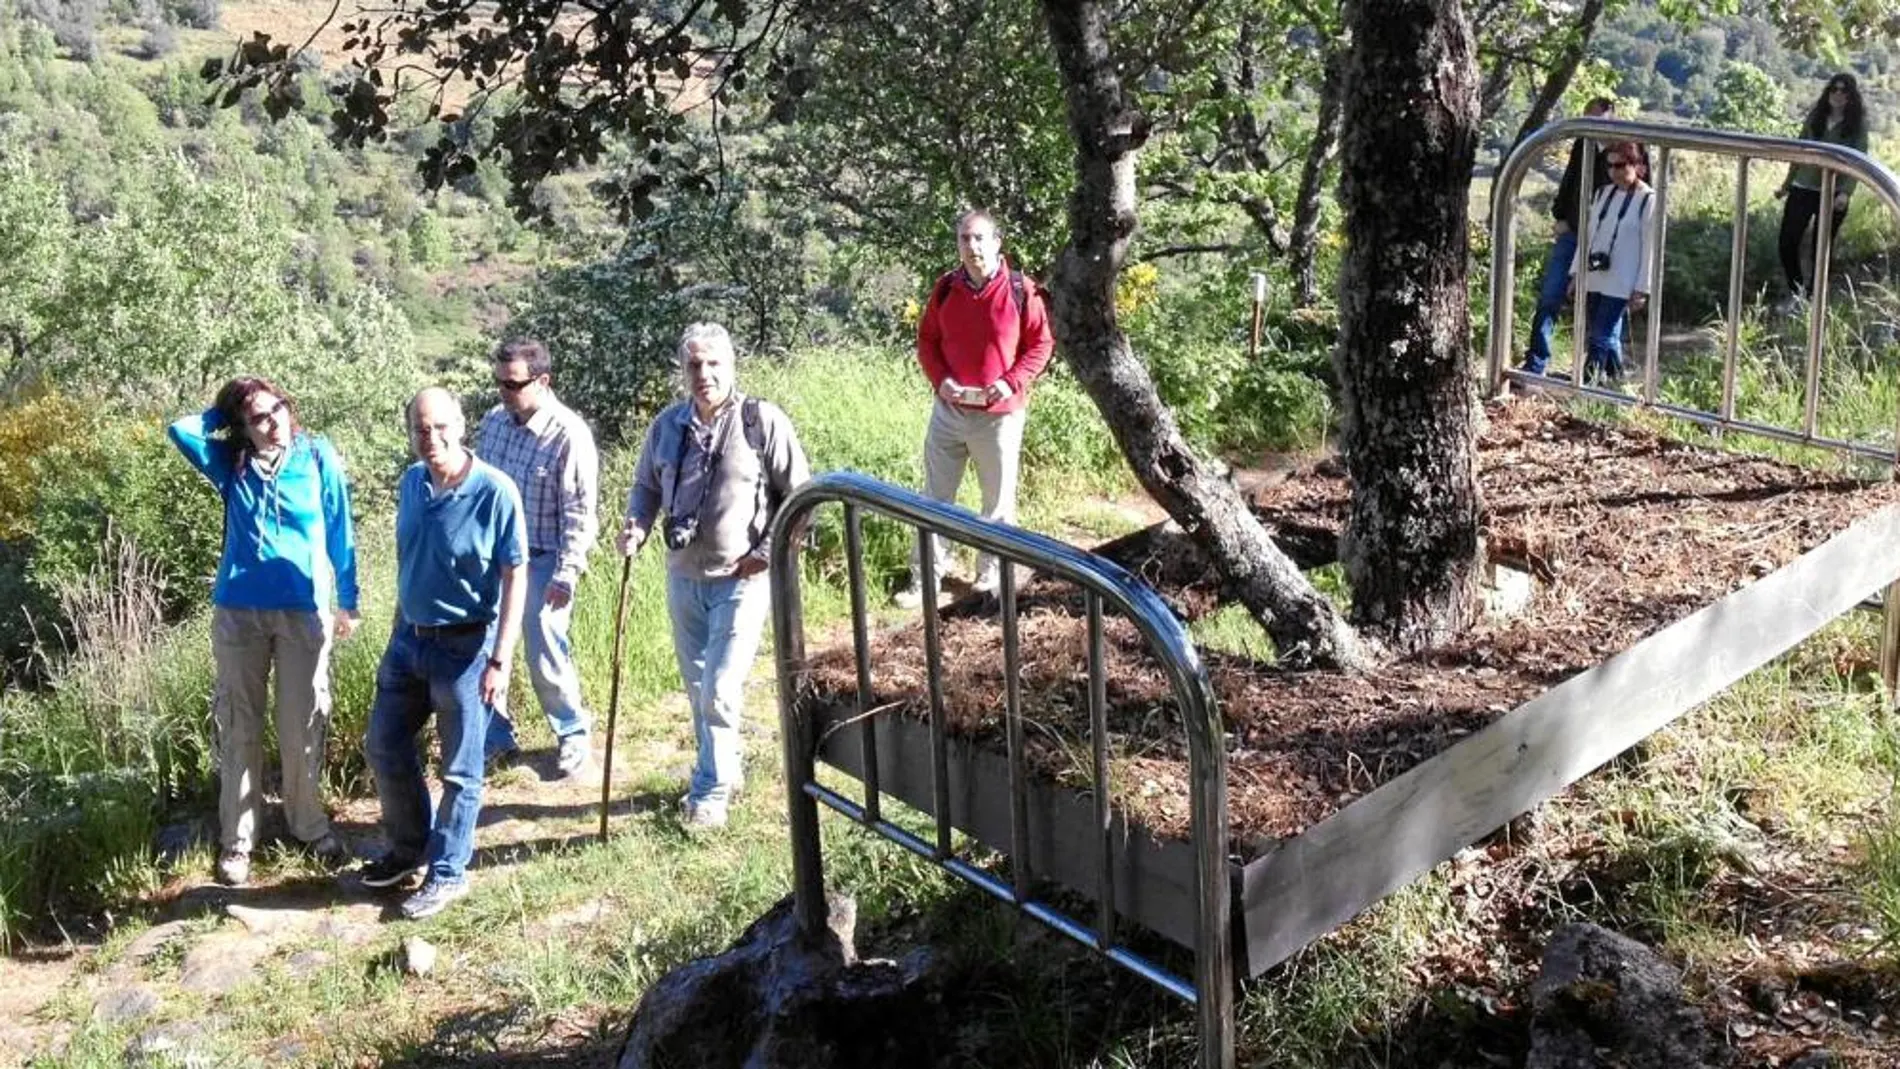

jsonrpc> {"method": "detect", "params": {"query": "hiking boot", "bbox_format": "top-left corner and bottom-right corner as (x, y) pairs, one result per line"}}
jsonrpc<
(355, 854), (425, 890)
(216, 849), (251, 887)
(556, 734), (595, 780)
(399, 876), (470, 920)
(305, 832), (352, 871)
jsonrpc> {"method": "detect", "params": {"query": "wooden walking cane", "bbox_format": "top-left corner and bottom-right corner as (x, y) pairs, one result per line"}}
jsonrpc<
(598, 554), (634, 843)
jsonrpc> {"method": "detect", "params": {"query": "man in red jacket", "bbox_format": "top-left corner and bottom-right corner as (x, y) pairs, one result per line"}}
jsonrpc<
(895, 209), (1056, 608)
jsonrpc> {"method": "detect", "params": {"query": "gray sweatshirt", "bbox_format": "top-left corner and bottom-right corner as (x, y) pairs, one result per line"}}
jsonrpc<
(624, 394), (811, 580)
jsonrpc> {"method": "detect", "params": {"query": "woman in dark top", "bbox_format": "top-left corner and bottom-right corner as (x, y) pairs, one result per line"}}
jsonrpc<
(1775, 73), (1870, 308)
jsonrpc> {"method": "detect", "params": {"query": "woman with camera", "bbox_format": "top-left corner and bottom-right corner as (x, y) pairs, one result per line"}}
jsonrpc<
(1570, 140), (1656, 385)
(616, 323), (810, 831)
(167, 377), (361, 885)
(1774, 73), (1869, 311)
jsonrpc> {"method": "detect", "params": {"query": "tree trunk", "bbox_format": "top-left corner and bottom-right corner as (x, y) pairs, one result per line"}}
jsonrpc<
(1509, 0), (1606, 152)
(1335, 0), (1484, 653)
(1040, 0), (1372, 671)
(1289, 46), (1345, 308)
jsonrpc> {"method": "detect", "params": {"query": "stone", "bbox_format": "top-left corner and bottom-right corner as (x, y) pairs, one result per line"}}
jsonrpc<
(1528, 924), (1715, 1069)
(1482, 561), (1536, 620)
(616, 893), (943, 1069)
(126, 1020), (213, 1068)
(177, 935), (266, 996)
(285, 950), (332, 978)
(224, 904), (295, 937)
(1787, 1052), (1839, 1069)
(91, 985), (162, 1024)
(401, 937), (437, 977)
(123, 920), (192, 963)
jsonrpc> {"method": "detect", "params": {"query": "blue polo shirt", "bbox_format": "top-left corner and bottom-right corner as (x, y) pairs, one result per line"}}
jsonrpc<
(394, 456), (527, 627)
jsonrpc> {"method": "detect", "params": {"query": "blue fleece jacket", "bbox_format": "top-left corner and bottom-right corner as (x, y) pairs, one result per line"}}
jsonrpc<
(167, 410), (360, 614)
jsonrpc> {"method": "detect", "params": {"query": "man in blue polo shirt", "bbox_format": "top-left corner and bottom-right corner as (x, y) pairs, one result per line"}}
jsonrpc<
(355, 387), (527, 920)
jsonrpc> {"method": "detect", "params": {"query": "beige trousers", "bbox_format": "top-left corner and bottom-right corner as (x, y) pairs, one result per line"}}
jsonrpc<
(913, 399), (1027, 585)
(211, 606), (334, 853)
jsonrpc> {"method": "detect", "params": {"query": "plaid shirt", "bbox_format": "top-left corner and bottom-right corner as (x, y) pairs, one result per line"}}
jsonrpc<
(476, 396), (599, 590)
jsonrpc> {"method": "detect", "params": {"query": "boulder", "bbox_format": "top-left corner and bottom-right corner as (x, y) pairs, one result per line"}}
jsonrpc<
(616, 893), (941, 1069)
(1528, 923), (1715, 1069)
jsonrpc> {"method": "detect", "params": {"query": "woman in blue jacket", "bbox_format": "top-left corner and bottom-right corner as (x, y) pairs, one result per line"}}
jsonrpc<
(168, 377), (360, 886)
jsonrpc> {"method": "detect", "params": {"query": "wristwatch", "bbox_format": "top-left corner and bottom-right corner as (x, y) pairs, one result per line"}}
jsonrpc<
(486, 656), (506, 671)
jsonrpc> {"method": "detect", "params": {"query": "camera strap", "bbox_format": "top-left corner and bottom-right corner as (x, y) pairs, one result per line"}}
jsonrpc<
(665, 401), (736, 533)
(1590, 185), (1650, 266)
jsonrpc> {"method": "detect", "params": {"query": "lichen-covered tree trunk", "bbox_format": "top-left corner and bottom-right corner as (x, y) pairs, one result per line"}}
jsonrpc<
(1040, 0), (1372, 671)
(1335, 0), (1484, 653)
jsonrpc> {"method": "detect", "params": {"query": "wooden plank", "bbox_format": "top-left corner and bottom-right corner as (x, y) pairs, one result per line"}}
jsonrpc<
(1237, 503), (1900, 977)
(815, 705), (1204, 948)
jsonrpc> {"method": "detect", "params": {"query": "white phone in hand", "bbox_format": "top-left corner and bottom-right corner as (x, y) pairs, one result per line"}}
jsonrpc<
(958, 386), (987, 406)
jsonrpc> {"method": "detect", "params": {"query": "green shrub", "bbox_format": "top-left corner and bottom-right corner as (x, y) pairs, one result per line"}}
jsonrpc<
(0, 766), (161, 948)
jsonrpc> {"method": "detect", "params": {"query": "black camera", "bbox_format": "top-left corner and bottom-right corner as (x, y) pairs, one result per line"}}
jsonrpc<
(663, 516), (699, 550)
(1587, 251), (1612, 272)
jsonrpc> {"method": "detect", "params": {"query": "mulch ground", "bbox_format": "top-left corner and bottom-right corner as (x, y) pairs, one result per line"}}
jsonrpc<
(798, 397), (1900, 854)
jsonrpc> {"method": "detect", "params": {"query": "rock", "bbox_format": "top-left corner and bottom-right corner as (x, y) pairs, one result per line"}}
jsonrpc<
(1528, 924), (1715, 1069)
(1787, 1051), (1839, 1069)
(123, 920), (192, 963)
(401, 937), (437, 977)
(92, 985), (162, 1024)
(126, 1020), (212, 1068)
(286, 950), (332, 978)
(616, 893), (942, 1069)
(224, 903), (294, 937)
(1483, 561), (1536, 620)
(177, 935), (266, 996)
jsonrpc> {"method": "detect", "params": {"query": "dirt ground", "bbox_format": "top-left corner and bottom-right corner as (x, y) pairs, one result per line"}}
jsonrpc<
(800, 397), (1900, 852)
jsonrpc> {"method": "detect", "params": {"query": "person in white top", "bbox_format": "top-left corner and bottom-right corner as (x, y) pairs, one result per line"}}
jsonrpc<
(1569, 139), (1655, 384)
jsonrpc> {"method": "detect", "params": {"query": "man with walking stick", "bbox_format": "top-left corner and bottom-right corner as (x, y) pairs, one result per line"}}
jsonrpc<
(614, 323), (810, 831)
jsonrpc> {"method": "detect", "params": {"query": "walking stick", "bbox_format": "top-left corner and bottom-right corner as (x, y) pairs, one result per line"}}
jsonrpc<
(598, 553), (634, 844)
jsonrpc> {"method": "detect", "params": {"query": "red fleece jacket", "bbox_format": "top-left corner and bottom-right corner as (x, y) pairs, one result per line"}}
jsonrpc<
(915, 258), (1056, 415)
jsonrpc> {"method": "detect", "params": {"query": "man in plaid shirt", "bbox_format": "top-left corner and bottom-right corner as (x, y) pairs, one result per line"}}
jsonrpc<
(476, 338), (601, 779)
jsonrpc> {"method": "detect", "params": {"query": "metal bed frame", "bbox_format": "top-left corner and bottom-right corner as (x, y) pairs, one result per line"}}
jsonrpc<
(770, 473), (1234, 1068)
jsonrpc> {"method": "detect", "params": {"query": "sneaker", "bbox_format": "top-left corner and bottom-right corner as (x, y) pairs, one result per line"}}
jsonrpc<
(216, 849), (251, 887)
(556, 734), (595, 780)
(399, 877), (470, 920)
(304, 832), (352, 870)
(356, 854), (425, 890)
(678, 793), (730, 831)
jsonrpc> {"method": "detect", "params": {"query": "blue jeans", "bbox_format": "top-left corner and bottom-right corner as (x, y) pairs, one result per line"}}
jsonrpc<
(1583, 292), (1630, 382)
(365, 622), (493, 883)
(666, 571), (771, 810)
(486, 552), (589, 755)
(1522, 229), (1577, 374)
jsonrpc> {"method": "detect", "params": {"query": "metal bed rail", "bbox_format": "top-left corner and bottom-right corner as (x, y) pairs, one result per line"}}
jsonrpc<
(769, 471), (1234, 1069)
(1486, 116), (1900, 458)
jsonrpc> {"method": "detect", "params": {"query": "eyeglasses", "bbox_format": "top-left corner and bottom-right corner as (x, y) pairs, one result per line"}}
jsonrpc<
(1607, 158), (1632, 169)
(246, 399), (287, 430)
(495, 376), (540, 393)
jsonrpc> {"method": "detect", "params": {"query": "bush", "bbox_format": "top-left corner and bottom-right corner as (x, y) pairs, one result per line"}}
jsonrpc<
(165, 0), (216, 30)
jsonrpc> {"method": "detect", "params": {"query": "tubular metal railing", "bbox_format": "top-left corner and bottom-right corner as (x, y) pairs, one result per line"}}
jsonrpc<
(1486, 117), (1900, 464)
(770, 471), (1234, 1069)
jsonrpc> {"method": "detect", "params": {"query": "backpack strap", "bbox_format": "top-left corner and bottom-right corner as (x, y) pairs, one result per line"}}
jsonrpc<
(931, 268), (1031, 335)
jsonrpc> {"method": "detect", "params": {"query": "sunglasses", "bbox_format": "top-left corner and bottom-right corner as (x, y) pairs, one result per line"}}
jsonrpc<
(246, 399), (288, 430)
(1607, 158), (1633, 169)
(495, 376), (540, 392)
